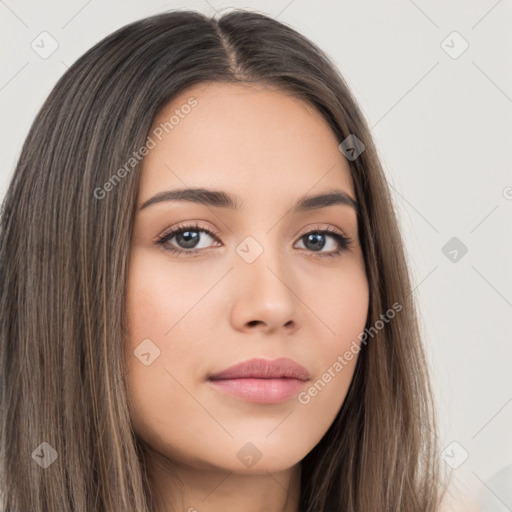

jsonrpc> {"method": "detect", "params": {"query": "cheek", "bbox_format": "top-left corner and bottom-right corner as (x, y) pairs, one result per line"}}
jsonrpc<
(123, 252), (221, 435)
(306, 258), (369, 355)
(296, 263), (369, 413)
(331, 275), (369, 353)
(125, 250), (213, 342)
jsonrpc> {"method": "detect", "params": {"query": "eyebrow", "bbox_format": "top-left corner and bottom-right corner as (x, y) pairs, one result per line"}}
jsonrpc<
(139, 187), (358, 214)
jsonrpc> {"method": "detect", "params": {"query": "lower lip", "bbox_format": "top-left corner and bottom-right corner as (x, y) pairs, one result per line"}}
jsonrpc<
(207, 377), (307, 404)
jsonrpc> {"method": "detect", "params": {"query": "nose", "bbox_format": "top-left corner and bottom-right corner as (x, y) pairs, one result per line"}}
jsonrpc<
(229, 242), (300, 335)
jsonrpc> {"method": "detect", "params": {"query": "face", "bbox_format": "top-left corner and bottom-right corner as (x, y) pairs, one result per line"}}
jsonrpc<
(125, 82), (369, 475)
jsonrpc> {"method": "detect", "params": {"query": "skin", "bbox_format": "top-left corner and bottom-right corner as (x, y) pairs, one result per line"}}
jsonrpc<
(125, 82), (370, 512)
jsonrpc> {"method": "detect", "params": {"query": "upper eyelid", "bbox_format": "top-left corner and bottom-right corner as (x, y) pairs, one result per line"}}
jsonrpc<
(158, 221), (219, 240)
(292, 223), (349, 240)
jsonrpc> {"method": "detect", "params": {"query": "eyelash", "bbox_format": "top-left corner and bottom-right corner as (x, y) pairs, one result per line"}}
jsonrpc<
(155, 222), (353, 259)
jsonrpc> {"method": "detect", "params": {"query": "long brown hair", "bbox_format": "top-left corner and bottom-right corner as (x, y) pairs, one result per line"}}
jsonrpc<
(0, 9), (447, 511)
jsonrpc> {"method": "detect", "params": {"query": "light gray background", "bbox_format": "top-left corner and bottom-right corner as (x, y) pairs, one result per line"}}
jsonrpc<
(1, 1), (511, 509)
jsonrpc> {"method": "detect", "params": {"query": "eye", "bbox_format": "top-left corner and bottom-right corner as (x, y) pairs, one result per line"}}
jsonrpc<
(294, 225), (352, 258)
(155, 222), (220, 256)
(155, 222), (353, 258)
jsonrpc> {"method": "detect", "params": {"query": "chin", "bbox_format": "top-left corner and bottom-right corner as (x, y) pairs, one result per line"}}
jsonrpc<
(209, 440), (309, 475)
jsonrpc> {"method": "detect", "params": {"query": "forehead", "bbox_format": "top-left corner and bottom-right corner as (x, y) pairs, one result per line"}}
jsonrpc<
(139, 81), (354, 203)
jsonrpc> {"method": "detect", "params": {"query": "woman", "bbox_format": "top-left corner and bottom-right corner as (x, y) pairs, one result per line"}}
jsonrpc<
(0, 9), (447, 512)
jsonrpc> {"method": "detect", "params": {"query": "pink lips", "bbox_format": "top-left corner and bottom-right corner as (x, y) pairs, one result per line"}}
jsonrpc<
(207, 357), (310, 404)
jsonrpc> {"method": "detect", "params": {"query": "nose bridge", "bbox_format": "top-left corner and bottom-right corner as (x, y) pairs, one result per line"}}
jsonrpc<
(230, 230), (299, 331)
(235, 231), (288, 286)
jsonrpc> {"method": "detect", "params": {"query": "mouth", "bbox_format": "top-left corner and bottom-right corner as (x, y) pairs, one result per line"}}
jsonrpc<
(207, 357), (310, 404)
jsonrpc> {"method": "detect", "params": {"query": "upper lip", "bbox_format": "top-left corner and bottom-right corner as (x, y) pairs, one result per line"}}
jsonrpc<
(208, 357), (311, 381)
